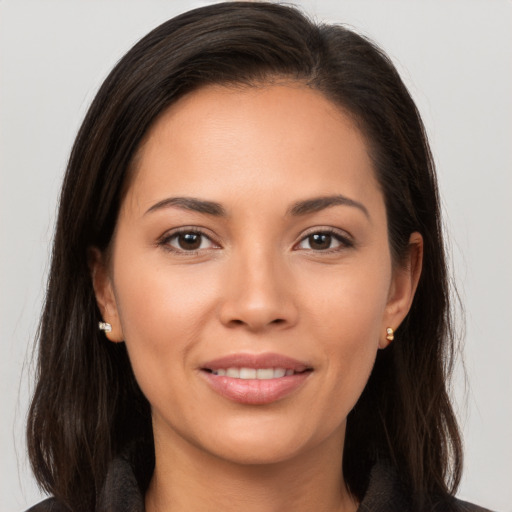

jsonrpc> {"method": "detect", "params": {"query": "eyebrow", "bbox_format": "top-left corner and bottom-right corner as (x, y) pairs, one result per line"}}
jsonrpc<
(287, 195), (370, 219)
(144, 194), (369, 219)
(145, 197), (226, 216)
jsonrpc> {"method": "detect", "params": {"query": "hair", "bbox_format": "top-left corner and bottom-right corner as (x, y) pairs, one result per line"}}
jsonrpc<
(27, 2), (462, 511)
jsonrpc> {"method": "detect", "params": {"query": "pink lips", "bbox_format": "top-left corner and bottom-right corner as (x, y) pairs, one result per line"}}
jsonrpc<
(200, 353), (312, 405)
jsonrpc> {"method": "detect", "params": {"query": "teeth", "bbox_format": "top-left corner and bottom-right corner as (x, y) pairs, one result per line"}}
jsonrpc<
(226, 368), (239, 378)
(211, 367), (294, 379)
(256, 368), (274, 379)
(240, 368), (256, 379)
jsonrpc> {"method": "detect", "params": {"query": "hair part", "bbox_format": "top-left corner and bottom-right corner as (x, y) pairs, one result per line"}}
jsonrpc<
(27, 3), (462, 511)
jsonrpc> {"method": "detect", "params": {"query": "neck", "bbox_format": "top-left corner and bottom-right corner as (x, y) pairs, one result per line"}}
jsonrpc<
(145, 423), (358, 512)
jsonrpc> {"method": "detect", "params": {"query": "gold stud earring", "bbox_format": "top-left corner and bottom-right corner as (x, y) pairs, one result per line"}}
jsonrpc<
(99, 321), (112, 333)
(386, 327), (394, 342)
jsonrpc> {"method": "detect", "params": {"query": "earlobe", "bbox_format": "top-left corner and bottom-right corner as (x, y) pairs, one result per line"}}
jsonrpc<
(379, 232), (423, 349)
(88, 247), (124, 342)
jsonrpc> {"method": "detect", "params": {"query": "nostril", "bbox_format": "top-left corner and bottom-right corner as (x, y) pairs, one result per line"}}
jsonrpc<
(226, 317), (287, 329)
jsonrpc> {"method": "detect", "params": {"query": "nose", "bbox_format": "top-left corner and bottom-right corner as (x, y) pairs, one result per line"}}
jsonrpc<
(218, 247), (298, 332)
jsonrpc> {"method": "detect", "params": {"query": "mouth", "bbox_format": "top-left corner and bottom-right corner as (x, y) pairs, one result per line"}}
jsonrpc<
(203, 367), (310, 379)
(200, 353), (313, 405)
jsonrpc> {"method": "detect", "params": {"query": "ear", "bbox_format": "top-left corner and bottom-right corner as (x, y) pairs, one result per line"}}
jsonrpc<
(379, 232), (423, 349)
(88, 247), (124, 342)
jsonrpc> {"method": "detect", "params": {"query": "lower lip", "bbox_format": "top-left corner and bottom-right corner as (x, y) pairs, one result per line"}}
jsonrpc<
(201, 371), (311, 405)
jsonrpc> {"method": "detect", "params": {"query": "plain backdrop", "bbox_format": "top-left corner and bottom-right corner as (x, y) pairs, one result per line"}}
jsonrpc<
(1, 1), (511, 511)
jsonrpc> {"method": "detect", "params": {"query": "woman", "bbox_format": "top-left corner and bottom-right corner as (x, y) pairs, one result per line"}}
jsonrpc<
(25, 2), (491, 511)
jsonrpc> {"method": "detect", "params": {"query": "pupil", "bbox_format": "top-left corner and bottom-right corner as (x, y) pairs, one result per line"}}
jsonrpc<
(310, 233), (331, 250)
(179, 233), (201, 250)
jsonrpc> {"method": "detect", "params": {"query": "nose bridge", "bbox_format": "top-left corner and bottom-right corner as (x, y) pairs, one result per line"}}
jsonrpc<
(219, 238), (296, 331)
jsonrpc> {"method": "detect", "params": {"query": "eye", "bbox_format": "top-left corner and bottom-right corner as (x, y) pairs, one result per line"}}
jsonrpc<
(162, 230), (217, 253)
(296, 230), (352, 251)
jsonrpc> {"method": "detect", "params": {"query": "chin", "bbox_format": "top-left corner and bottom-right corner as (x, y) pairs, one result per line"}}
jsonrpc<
(195, 416), (336, 467)
(210, 437), (310, 467)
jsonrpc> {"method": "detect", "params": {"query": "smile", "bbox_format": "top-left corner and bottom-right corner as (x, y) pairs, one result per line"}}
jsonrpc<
(200, 353), (313, 405)
(208, 367), (296, 379)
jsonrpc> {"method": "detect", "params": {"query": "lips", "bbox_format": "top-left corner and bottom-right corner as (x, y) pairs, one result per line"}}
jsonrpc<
(210, 367), (294, 379)
(200, 353), (313, 405)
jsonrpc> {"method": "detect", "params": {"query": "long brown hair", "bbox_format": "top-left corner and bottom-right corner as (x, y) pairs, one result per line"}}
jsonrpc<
(27, 3), (462, 510)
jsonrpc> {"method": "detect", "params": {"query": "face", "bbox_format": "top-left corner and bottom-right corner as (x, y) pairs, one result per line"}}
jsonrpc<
(93, 84), (420, 467)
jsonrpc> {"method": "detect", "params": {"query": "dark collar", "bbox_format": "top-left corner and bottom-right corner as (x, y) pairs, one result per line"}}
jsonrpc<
(99, 454), (405, 512)
(27, 457), (490, 512)
(97, 454), (145, 512)
(95, 454), (417, 512)
(31, 450), (491, 512)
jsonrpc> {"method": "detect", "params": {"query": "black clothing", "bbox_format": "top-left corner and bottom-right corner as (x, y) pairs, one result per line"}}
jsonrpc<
(26, 452), (492, 512)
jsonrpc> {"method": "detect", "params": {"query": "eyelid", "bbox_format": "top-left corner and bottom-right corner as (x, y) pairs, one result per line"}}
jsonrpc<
(156, 225), (354, 255)
(158, 226), (221, 254)
(294, 226), (354, 251)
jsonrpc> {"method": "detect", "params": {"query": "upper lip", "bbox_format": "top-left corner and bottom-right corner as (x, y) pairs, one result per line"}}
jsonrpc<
(201, 352), (312, 372)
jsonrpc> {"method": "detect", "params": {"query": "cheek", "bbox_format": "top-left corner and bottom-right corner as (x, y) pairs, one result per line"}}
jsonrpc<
(301, 260), (391, 406)
(302, 256), (391, 345)
(114, 244), (217, 329)
(111, 255), (220, 398)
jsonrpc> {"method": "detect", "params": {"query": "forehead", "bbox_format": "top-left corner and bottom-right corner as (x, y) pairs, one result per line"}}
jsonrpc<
(124, 83), (380, 216)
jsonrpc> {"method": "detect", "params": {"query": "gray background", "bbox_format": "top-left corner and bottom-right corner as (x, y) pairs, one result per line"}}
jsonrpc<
(1, 1), (511, 510)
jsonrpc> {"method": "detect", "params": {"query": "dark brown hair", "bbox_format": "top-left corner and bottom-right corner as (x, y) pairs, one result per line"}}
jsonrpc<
(27, 2), (462, 511)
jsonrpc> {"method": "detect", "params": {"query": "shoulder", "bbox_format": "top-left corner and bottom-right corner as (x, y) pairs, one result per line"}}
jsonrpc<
(357, 460), (495, 512)
(25, 498), (70, 512)
(453, 497), (494, 512)
(24, 443), (149, 512)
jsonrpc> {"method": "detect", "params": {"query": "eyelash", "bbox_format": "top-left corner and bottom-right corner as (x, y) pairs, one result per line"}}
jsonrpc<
(158, 227), (354, 255)
(296, 228), (354, 253)
(158, 228), (219, 255)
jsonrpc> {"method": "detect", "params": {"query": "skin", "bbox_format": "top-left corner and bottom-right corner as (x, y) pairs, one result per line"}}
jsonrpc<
(91, 83), (422, 512)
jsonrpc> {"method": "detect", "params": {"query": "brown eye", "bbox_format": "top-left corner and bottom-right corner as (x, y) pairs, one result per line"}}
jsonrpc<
(178, 233), (202, 250)
(308, 233), (332, 250)
(165, 231), (215, 252)
(297, 231), (349, 252)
